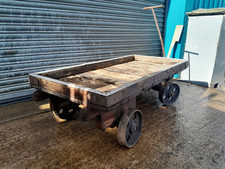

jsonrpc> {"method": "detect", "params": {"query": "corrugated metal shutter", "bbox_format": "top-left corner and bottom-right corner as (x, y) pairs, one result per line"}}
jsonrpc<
(0, 0), (166, 105)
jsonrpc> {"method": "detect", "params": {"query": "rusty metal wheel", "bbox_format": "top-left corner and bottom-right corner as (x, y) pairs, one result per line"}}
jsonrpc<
(50, 98), (80, 121)
(117, 109), (143, 148)
(159, 83), (180, 105)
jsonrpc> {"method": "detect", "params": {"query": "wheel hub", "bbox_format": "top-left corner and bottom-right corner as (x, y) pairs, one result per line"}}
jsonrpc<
(169, 91), (175, 98)
(130, 123), (138, 133)
(59, 108), (64, 114)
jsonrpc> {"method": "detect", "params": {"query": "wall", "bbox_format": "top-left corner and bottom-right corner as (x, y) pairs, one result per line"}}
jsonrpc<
(165, 0), (225, 60)
(193, 0), (225, 9)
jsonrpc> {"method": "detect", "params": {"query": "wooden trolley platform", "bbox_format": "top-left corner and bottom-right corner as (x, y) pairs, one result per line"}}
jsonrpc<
(29, 55), (188, 148)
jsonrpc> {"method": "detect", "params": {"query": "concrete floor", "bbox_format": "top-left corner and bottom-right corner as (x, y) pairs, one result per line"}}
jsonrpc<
(0, 81), (225, 169)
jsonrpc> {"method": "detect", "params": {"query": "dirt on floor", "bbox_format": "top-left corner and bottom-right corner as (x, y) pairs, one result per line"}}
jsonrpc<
(0, 81), (225, 169)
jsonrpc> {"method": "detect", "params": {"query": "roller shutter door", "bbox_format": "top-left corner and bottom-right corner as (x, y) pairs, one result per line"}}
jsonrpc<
(0, 0), (166, 105)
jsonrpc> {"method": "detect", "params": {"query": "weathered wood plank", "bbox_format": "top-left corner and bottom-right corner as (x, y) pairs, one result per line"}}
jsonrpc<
(105, 63), (151, 76)
(58, 58), (172, 92)
(60, 74), (119, 90)
(96, 84), (119, 92)
(59, 71), (127, 91)
(91, 69), (141, 81)
(78, 71), (128, 85)
(124, 61), (169, 72)
(29, 55), (189, 108)
(134, 55), (181, 65)
(104, 66), (147, 76)
(29, 74), (107, 107)
(41, 55), (134, 79)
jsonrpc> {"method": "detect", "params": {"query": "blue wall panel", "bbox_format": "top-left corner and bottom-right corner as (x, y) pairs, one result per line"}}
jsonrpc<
(193, 0), (225, 9)
(164, 0), (186, 59)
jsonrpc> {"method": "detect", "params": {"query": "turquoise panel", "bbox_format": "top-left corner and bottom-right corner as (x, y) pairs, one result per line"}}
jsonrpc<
(164, 0), (186, 59)
(165, 0), (225, 60)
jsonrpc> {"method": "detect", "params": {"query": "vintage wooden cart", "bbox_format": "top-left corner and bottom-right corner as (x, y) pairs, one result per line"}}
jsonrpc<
(29, 55), (188, 148)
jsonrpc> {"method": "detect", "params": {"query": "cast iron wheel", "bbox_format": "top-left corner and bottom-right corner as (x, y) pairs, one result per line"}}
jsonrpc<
(159, 83), (180, 105)
(50, 98), (80, 120)
(117, 109), (143, 148)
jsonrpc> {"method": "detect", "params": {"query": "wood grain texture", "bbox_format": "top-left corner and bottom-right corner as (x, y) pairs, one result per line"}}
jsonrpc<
(58, 58), (176, 92)
(41, 55), (135, 79)
(29, 55), (189, 108)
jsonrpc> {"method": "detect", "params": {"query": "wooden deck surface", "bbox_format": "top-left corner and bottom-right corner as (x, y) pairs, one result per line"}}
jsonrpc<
(29, 55), (188, 107)
(59, 59), (176, 92)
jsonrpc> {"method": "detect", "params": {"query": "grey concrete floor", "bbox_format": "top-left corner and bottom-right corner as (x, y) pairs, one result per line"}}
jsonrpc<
(0, 81), (225, 169)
